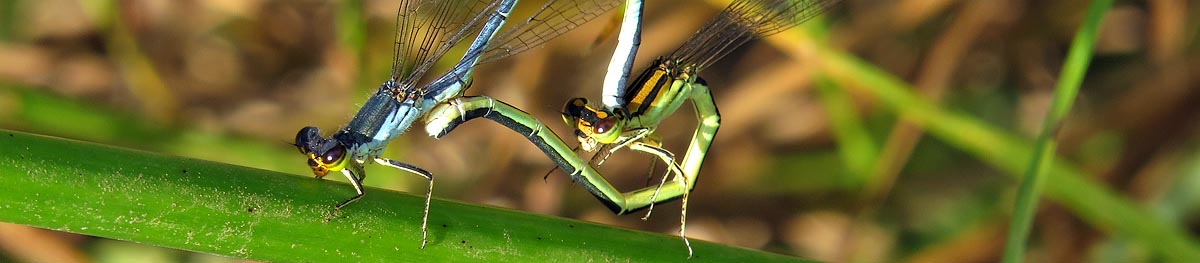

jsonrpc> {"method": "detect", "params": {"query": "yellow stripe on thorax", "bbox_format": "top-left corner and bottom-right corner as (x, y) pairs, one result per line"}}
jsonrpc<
(623, 65), (674, 117)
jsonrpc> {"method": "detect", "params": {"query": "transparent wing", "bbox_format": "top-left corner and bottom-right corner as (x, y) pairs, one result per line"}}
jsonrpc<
(391, 0), (502, 87)
(477, 0), (622, 64)
(671, 0), (839, 72)
(755, 0), (840, 36)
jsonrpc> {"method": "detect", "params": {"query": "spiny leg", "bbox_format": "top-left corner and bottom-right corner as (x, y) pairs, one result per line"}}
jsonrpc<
(644, 157), (657, 187)
(627, 141), (684, 220)
(334, 167), (366, 210)
(375, 158), (434, 249)
(635, 83), (723, 258)
(680, 182), (693, 258)
(588, 147), (611, 167)
(675, 83), (722, 258)
(323, 163), (367, 223)
(608, 128), (652, 155)
(641, 133), (666, 188)
(593, 128), (651, 167)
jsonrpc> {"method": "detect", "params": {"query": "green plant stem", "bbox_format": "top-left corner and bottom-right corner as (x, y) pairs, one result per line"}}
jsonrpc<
(0, 130), (813, 262)
(815, 76), (877, 185)
(763, 5), (1200, 262)
(1001, 0), (1113, 262)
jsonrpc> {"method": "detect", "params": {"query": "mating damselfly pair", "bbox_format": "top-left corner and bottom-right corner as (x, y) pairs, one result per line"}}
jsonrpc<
(293, 0), (837, 257)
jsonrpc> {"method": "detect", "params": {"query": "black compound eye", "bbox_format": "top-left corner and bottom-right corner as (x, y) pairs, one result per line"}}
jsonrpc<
(322, 145), (346, 164)
(593, 118), (616, 134)
(562, 98), (589, 118)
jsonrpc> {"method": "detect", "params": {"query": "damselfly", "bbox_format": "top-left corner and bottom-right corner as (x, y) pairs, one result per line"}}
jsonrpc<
(425, 0), (838, 256)
(292, 0), (619, 248)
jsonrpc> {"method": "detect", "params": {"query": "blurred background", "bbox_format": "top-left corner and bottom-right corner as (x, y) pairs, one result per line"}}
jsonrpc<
(1, 0), (1198, 262)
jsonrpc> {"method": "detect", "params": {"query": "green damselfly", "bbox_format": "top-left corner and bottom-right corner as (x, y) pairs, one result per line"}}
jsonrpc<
(425, 0), (838, 256)
(292, 0), (620, 248)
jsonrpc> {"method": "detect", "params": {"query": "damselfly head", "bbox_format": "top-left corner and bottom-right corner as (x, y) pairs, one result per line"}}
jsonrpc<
(560, 98), (590, 126)
(294, 126), (350, 178)
(560, 98), (623, 152)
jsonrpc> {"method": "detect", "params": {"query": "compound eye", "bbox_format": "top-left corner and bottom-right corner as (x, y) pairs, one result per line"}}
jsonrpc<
(562, 98), (589, 118)
(294, 126), (323, 152)
(321, 145), (346, 164)
(593, 117), (616, 134)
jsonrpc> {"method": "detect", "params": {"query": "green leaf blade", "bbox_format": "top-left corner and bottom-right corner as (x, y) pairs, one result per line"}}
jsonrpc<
(0, 130), (814, 262)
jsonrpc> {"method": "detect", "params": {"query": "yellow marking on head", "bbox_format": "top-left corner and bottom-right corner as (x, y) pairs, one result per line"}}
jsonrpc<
(562, 101), (625, 152)
(304, 147), (349, 178)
